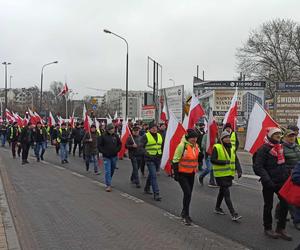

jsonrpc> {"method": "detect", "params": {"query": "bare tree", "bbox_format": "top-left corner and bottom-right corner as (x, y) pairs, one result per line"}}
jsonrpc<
(237, 19), (300, 98)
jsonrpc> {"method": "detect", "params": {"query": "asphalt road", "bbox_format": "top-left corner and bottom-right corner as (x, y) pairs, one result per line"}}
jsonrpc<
(1, 146), (300, 250)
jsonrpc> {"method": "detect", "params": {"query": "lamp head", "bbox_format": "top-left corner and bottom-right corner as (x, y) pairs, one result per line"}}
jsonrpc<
(103, 29), (112, 34)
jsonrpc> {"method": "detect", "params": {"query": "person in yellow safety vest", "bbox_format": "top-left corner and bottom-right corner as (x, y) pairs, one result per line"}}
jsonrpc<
(142, 121), (163, 201)
(287, 125), (300, 145)
(211, 131), (243, 221)
(172, 128), (200, 226)
(8, 122), (21, 158)
(223, 123), (239, 150)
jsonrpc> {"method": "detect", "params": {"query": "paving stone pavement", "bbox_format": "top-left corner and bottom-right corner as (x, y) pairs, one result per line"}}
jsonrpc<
(0, 149), (249, 250)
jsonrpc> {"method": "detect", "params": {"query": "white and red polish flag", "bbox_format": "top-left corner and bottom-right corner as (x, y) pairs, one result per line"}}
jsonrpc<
(187, 94), (205, 129)
(223, 88), (238, 129)
(206, 110), (219, 155)
(245, 102), (279, 154)
(160, 111), (186, 174)
(69, 111), (75, 128)
(58, 83), (69, 96)
(5, 109), (16, 123)
(48, 111), (56, 127)
(12, 112), (23, 127)
(28, 108), (37, 124)
(118, 120), (131, 159)
(34, 111), (43, 124)
(160, 104), (168, 122)
(83, 105), (92, 132)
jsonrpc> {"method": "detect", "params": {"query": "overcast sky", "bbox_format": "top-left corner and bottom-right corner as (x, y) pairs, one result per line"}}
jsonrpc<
(1, 0), (300, 98)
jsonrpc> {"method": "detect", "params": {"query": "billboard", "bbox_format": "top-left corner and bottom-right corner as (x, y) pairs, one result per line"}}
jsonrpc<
(141, 105), (156, 121)
(213, 89), (264, 122)
(275, 92), (300, 126)
(163, 85), (184, 122)
(194, 80), (266, 90)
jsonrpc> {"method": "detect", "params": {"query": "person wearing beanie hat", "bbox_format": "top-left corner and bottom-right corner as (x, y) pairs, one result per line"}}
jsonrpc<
(281, 129), (300, 231)
(55, 121), (71, 164)
(97, 122), (121, 192)
(18, 121), (35, 165)
(142, 120), (163, 201)
(287, 125), (300, 145)
(33, 119), (48, 162)
(211, 128), (242, 221)
(71, 122), (84, 157)
(83, 124), (100, 175)
(126, 125), (144, 188)
(8, 120), (21, 159)
(172, 128), (200, 226)
(253, 127), (292, 240)
(223, 123), (239, 150)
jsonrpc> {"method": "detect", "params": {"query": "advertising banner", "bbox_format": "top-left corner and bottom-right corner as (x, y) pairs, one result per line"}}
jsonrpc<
(142, 105), (156, 121)
(213, 89), (264, 122)
(275, 92), (300, 126)
(163, 85), (184, 122)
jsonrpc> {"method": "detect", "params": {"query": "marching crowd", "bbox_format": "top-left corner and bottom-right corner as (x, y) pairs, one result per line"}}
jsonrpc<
(0, 118), (300, 244)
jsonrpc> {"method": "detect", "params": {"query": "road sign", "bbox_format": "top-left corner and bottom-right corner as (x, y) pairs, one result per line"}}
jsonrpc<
(92, 105), (97, 110)
(91, 98), (97, 105)
(276, 82), (300, 91)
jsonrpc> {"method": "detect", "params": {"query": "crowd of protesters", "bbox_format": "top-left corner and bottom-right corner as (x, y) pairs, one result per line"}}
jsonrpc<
(0, 116), (299, 245)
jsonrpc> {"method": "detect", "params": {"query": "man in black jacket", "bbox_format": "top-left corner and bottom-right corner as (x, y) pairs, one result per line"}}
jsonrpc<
(125, 125), (145, 188)
(8, 122), (21, 158)
(55, 122), (71, 164)
(34, 121), (48, 162)
(72, 122), (84, 157)
(253, 127), (292, 241)
(97, 123), (121, 192)
(19, 122), (35, 165)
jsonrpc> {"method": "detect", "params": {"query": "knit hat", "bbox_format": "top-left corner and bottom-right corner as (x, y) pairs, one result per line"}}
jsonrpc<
(90, 124), (96, 129)
(107, 123), (114, 130)
(287, 125), (299, 132)
(283, 129), (296, 137)
(267, 127), (282, 138)
(220, 131), (231, 140)
(148, 121), (157, 129)
(185, 129), (198, 139)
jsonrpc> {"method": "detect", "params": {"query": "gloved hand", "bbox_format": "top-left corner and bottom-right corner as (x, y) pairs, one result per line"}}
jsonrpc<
(174, 170), (179, 182)
(237, 171), (242, 179)
(171, 162), (179, 182)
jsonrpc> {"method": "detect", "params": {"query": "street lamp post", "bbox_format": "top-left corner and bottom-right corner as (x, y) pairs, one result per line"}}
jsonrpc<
(169, 78), (175, 86)
(40, 61), (58, 113)
(103, 29), (129, 119)
(9, 75), (13, 89)
(2, 62), (11, 117)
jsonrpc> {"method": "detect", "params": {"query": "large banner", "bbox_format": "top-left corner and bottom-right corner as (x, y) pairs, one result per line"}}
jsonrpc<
(275, 92), (300, 126)
(213, 89), (264, 122)
(163, 85), (184, 122)
(141, 105), (156, 121)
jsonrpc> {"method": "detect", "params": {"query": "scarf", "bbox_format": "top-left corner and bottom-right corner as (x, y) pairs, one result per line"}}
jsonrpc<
(264, 136), (285, 164)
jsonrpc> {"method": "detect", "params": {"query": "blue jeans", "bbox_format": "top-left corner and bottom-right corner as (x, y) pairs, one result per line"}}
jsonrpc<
(293, 206), (300, 224)
(130, 157), (142, 185)
(60, 143), (69, 161)
(85, 154), (99, 173)
(1, 134), (6, 146)
(199, 156), (216, 185)
(145, 158), (160, 194)
(35, 142), (46, 159)
(104, 157), (118, 187)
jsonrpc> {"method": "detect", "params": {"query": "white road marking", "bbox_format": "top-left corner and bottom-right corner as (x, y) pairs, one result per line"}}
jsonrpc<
(71, 172), (85, 178)
(241, 174), (260, 180)
(120, 192), (144, 204)
(91, 180), (106, 187)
